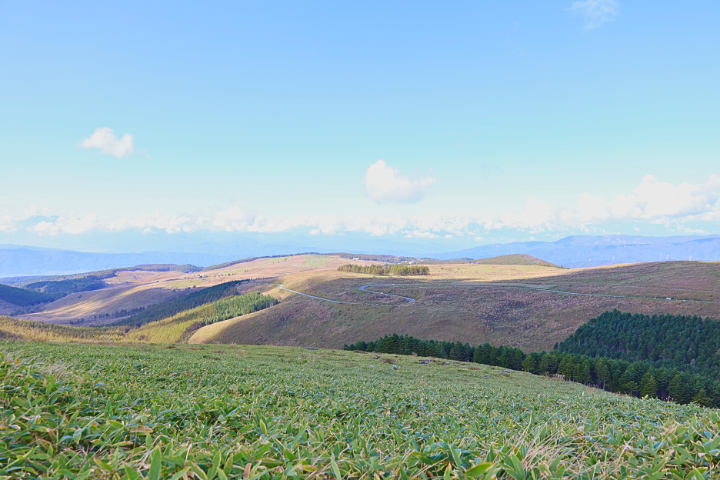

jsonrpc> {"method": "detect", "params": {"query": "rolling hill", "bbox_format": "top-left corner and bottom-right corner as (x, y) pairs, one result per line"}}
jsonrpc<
(190, 260), (720, 352)
(434, 234), (720, 268)
(0, 283), (55, 307)
(473, 253), (558, 266)
(5, 252), (720, 356)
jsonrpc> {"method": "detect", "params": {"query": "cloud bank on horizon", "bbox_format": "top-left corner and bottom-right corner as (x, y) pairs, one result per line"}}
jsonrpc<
(3, 173), (719, 240)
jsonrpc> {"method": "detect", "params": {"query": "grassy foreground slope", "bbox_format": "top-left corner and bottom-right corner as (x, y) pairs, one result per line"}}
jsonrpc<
(2, 341), (720, 478)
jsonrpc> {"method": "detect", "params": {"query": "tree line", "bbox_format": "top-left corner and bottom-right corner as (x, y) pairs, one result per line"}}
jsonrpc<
(200, 292), (278, 326)
(337, 264), (430, 276)
(345, 328), (720, 407)
(0, 284), (55, 307)
(557, 310), (720, 377)
(26, 276), (107, 296)
(113, 281), (249, 328)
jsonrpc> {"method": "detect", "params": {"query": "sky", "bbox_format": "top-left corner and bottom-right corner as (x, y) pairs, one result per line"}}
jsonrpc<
(1, 0), (719, 254)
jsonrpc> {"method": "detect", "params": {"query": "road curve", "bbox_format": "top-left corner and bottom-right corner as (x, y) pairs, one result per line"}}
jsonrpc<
(358, 284), (416, 303)
(276, 284), (416, 305)
(278, 280), (696, 307)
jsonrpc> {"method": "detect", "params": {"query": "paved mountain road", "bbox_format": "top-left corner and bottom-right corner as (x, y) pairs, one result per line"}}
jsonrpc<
(276, 281), (703, 305)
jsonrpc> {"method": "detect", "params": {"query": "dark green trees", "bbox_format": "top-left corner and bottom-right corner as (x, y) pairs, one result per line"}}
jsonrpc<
(337, 264), (430, 276)
(640, 372), (658, 398)
(345, 323), (720, 408)
(0, 284), (55, 307)
(557, 310), (720, 375)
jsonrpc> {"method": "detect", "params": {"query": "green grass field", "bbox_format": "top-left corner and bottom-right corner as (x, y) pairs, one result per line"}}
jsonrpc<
(301, 255), (328, 267)
(2, 341), (719, 478)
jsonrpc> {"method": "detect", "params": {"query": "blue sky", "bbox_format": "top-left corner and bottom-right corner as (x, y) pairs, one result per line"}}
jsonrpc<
(1, 0), (719, 253)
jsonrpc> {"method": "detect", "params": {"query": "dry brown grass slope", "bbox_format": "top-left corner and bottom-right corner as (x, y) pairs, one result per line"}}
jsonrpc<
(16, 254), (377, 325)
(190, 261), (720, 352)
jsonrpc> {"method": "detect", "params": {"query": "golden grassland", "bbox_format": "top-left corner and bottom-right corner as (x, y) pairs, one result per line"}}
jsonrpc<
(7, 256), (720, 354)
(14, 254), (375, 325)
(190, 261), (720, 352)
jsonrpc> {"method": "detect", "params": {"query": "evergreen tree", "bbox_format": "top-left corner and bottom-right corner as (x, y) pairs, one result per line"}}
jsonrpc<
(522, 355), (537, 374)
(449, 342), (464, 361)
(654, 368), (671, 399)
(668, 373), (693, 404)
(575, 359), (592, 385)
(344, 328), (720, 408)
(639, 372), (658, 398)
(511, 349), (525, 370)
(539, 354), (558, 375)
(692, 388), (712, 407)
(624, 381), (639, 396)
(595, 358), (610, 390)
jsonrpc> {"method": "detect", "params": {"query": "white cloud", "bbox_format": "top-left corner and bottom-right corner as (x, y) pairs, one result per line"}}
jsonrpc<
(482, 198), (556, 231)
(568, 175), (720, 225)
(10, 174), (720, 240)
(569, 0), (619, 29)
(212, 202), (256, 232)
(29, 215), (98, 236)
(0, 214), (17, 233)
(364, 160), (435, 204)
(105, 213), (198, 234)
(404, 230), (439, 239)
(79, 128), (134, 158)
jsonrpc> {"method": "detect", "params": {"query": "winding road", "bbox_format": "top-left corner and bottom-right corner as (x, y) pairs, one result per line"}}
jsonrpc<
(277, 281), (698, 306)
(358, 284), (416, 302)
(276, 284), (379, 305)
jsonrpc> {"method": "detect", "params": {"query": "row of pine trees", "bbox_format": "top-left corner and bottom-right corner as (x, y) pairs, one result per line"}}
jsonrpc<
(557, 310), (720, 378)
(337, 264), (430, 276)
(345, 332), (720, 407)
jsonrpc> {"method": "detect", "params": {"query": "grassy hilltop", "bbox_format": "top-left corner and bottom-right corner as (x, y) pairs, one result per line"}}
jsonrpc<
(4, 254), (720, 353)
(2, 341), (720, 478)
(190, 259), (720, 352)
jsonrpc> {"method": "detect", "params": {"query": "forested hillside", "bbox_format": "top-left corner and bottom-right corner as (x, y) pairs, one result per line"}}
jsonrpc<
(557, 310), (720, 371)
(0, 284), (55, 307)
(337, 264), (429, 275)
(0, 291), (278, 344)
(25, 275), (107, 296)
(113, 280), (248, 327)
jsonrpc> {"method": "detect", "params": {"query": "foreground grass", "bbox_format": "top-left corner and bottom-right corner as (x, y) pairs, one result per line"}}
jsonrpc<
(1, 342), (719, 478)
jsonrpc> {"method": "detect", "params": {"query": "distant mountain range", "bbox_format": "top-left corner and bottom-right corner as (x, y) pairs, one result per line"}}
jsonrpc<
(434, 235), (720, 268)
(0, 245), (235, 278)
(1, 234), (719, 277)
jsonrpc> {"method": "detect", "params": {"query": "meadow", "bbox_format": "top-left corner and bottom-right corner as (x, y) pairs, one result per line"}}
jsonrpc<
(2, 341), (720, 479)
